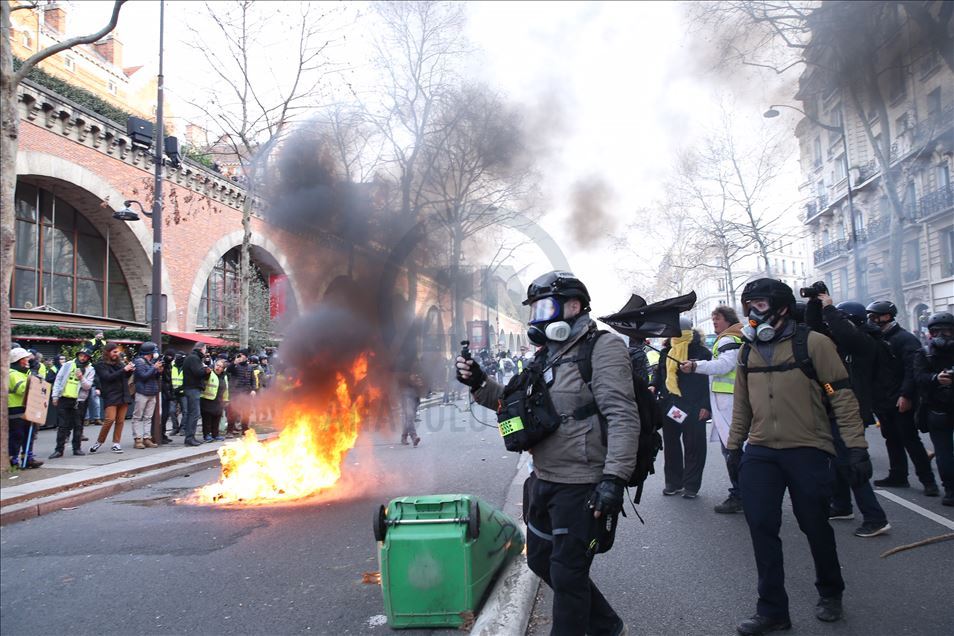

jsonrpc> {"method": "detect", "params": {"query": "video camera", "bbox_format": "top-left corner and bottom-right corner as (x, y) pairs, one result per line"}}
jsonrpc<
(800, 281), (829, 299)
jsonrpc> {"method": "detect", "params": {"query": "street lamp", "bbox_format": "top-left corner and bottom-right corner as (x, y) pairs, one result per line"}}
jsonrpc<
(112, 200), (150, 222)
(764, 104), (866, 301)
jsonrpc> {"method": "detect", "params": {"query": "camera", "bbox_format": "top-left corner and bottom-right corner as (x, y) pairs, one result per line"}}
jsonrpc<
(800, 281), (829, 298)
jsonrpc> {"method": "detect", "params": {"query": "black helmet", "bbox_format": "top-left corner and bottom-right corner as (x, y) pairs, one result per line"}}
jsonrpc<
(927, 311), (954, 330)
(139, 341), (158, 355)
(249, 355), (260, 364)
(836, 301), (867, 326)
(523, 271), (591, 311)
(740, 278), (796, 313)
(865, 300), (897, 317)
(77, 347), (95, 358)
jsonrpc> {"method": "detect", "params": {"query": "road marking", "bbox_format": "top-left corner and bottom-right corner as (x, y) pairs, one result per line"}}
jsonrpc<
(875, 489), (954, 530)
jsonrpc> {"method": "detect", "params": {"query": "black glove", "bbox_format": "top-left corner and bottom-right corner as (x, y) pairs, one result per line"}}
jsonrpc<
(848, 448), (873, 486)
(455, 357), (486, 389)
(726, 448), (743, 485)
(587, 476), (626, 517)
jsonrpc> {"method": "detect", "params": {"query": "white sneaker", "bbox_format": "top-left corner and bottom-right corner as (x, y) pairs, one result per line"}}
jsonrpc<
(89, 442), (102, 453)
(111, 444), (124, 454)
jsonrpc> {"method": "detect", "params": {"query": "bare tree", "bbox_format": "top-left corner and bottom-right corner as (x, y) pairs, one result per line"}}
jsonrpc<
(691, 0), (954, 318)
(184, 0), (337, 348)
(1, 0), (125, 469)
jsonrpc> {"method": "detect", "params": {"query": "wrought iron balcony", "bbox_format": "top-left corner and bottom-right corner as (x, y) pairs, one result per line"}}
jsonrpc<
(818, 193), (829, 210)
(917, 184), (954, 219)
(856, 159), (878, 182)
(914, 103), (954, 143)
(864, 216), (891, 241)
(805, 201), (818, 219)
(813, 239), (848, 265)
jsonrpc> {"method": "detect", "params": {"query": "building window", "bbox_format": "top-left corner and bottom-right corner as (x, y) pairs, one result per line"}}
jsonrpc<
(888, 55), (906, 102)
(941, 228), (954, 278)
(904, 181), (917, 216)
(813, 137), (822, 167)
(939, 163), (951, 190)
(107, 79), (117, 95)
(838, 268), (848, 295)
(64, 55), (75, 72)
(927, 87), (941, 120)
(835, 153), (848, 182)
(903, 240), (920, 282)
(717, 278), (725, 292)
(828, 104), (843, 146)
(11, 181), (134, 320)
(21, 31), (31, 48)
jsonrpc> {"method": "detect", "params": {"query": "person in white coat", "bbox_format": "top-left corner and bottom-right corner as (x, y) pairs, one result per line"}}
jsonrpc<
(680, 305), (745, 513)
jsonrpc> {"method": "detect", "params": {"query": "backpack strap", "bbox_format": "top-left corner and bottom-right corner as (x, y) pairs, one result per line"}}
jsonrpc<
(739, 325), (850, 394)
(573, 330), (608, 441)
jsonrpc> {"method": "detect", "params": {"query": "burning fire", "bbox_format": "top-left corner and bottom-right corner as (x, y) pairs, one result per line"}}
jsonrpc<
(195, 355), (372, 505)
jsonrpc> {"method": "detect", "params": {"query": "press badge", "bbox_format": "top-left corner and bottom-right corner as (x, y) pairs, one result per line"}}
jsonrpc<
(543, 367), (554, 385)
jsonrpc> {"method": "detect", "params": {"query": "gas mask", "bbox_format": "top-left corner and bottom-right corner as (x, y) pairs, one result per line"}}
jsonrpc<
(931, 331), (954, 352)
(527, 296), (575, 345)
(742, 307), (779, 342)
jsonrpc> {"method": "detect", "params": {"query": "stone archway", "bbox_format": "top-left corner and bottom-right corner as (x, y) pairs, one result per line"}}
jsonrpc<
(185, 231), (303, 331)
(16, 151), (177, 325)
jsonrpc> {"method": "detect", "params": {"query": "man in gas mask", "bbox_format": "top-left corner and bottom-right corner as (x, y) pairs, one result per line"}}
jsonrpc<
(914, 312), (954, 506)
(866, 300), (939, 495)
(456, 270), (638, 636)
(726, 279), (870, 635)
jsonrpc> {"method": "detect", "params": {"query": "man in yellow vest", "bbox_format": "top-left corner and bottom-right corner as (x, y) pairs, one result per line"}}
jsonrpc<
(49, 348), (96, 458)
(201, 358), (229, 442)
(8, 348), (44, 468)
(680, 305), (746, 513)
(162, 351), (186, 440)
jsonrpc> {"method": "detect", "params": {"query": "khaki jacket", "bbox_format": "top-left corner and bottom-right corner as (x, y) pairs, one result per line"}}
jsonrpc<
(727, 328), (867, 455)
(473, 322), (640, 484)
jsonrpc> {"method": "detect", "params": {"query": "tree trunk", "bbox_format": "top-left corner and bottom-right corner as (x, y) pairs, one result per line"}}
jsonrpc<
(1, 1), (19, 470)
(239, 196), (252, 348)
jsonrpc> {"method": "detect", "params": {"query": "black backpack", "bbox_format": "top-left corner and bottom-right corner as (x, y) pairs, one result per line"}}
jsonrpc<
(575, 330), (664, 507)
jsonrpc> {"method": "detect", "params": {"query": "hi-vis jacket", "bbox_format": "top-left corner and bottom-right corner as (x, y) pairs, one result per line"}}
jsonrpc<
(692, 332), (742, 446)
(52, 360), (95, 402)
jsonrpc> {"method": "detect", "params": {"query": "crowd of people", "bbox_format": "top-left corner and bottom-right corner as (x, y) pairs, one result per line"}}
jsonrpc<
(7, 337), (281, 466)
(454, 270), (953, 636)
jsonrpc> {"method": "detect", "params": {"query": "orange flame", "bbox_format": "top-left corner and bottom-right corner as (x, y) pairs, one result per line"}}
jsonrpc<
(195, 355), (371, 505)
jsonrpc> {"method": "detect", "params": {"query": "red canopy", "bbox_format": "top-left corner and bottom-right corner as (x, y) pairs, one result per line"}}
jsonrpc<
(162, 331), (236, 347)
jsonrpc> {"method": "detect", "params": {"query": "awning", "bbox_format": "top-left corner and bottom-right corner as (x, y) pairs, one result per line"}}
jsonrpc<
(162, 331), (237, 347)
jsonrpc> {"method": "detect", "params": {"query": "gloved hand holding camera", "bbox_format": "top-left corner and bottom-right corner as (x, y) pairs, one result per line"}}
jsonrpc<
(588, 475), (626, 518)
(455, 356), (486, 389)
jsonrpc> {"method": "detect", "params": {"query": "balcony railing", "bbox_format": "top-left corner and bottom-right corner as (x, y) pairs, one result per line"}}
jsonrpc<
(813, 239), (848, 265)
(917, 184), (954, 219)
(805, 201), (818, 219)
(818, 193), (829, 210)
(864, 216), (891, 241)
(914, 103), (954, 143)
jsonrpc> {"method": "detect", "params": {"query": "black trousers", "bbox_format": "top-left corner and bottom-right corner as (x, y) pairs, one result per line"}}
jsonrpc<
(55, 398), (85, 452)
(875, 407), (936, 485)
(526, 477), (620, 636)
(662, 415), (707, 494)
(926, 410), (954, 491)
(739, 445), (845, 620)
(162, 393), (185, 431)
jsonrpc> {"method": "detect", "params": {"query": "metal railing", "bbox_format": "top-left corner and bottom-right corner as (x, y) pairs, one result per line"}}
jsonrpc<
(917, 184), (954, 219)
(813, 239), (848, 265)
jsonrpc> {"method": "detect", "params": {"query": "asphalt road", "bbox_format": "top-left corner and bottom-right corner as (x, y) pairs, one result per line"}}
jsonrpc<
(528, 426), (954, 636)
(0, 400), (520, 636)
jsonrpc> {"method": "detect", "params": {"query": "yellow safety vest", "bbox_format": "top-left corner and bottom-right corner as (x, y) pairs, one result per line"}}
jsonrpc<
(37, 362), (49, 378)
(9, 369), (30, 408)
(171, 366), (183, 388)
(62, 361), (82, 399)
(711, 335), (743, 394)
(202, 373), (228, 401)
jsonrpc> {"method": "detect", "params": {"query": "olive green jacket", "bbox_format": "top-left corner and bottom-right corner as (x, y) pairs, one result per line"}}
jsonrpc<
(473, 321), (641, 484)
(727, 328), (867, 454)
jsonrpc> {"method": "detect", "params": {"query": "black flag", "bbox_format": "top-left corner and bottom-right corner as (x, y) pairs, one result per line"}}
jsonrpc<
(598, 291), (697, 339)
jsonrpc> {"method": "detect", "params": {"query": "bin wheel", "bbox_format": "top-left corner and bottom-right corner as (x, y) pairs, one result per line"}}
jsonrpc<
(373, 504), (387, 542)
(466, 499), (480, 540)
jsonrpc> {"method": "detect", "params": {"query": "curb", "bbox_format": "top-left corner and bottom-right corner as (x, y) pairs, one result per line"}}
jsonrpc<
(471, 454), (541, 636)
(0, 454), (221, 526)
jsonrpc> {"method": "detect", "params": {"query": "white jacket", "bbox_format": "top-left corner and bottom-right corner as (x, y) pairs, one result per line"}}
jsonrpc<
(691, 334), (740, 446)
(52, 361), (96, 402)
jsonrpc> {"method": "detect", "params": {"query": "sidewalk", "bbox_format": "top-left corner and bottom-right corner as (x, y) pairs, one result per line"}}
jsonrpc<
(1, 417), (276, 525)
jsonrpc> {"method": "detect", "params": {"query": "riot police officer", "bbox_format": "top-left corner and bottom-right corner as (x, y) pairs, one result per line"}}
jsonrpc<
(866, 300), (939, 495)
(914, 312), (954, 506)
(456, 271), (639, 636)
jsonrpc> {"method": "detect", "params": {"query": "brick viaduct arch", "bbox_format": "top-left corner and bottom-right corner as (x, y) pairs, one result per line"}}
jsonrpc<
(15, 151), (178, 326)
(184, 230), (304, 331)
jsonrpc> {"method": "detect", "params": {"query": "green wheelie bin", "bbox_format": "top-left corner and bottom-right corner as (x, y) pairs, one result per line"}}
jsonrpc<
(373, 493), (525, 629)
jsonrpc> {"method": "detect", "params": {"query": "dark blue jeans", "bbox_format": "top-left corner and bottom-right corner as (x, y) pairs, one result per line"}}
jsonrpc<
(926, 410), (954, 491)
(740, 445), (845, 620)
(830, 420), (887, 524)
(182, 388), (201, 441)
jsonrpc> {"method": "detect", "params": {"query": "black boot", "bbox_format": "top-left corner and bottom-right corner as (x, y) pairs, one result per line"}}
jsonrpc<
(923, 482), (940, 497)
(736, 615), (791, 635)
(873, 475), (910, 488)
(815, 597), (843, 622)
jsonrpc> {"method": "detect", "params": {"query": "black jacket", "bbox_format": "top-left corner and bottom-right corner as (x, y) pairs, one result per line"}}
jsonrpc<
(806, 301), (877, 425)
(914, 345), (954, 416)
(653, 334), (712, 420)
(182, 350), (209, 390)
(228, 362), (254, 394)
(628, 345), (650, 384)
(881, 323), (922, 404)
(94, 361), (133, 406)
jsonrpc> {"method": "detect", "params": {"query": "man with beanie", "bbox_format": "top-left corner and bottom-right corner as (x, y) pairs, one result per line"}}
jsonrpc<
(131, 342), (162, 449)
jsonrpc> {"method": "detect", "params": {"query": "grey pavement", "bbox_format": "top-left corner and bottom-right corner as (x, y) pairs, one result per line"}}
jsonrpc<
(527, 425), (954, 636)
(0, 398), (523, 635)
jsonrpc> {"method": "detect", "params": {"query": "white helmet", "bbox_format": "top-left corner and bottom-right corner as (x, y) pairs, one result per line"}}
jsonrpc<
(10, 347), (32, 364)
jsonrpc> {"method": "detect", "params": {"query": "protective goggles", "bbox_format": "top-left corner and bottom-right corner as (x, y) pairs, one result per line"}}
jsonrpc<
(528, 296), (562, 324)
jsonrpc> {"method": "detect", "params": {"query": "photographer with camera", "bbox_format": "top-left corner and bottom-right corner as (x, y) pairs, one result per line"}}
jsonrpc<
(802, 285), (890, 538)
(914, 312), (954, 506)
(456, 270), (638, 636)
(865, 300), (939, 496)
